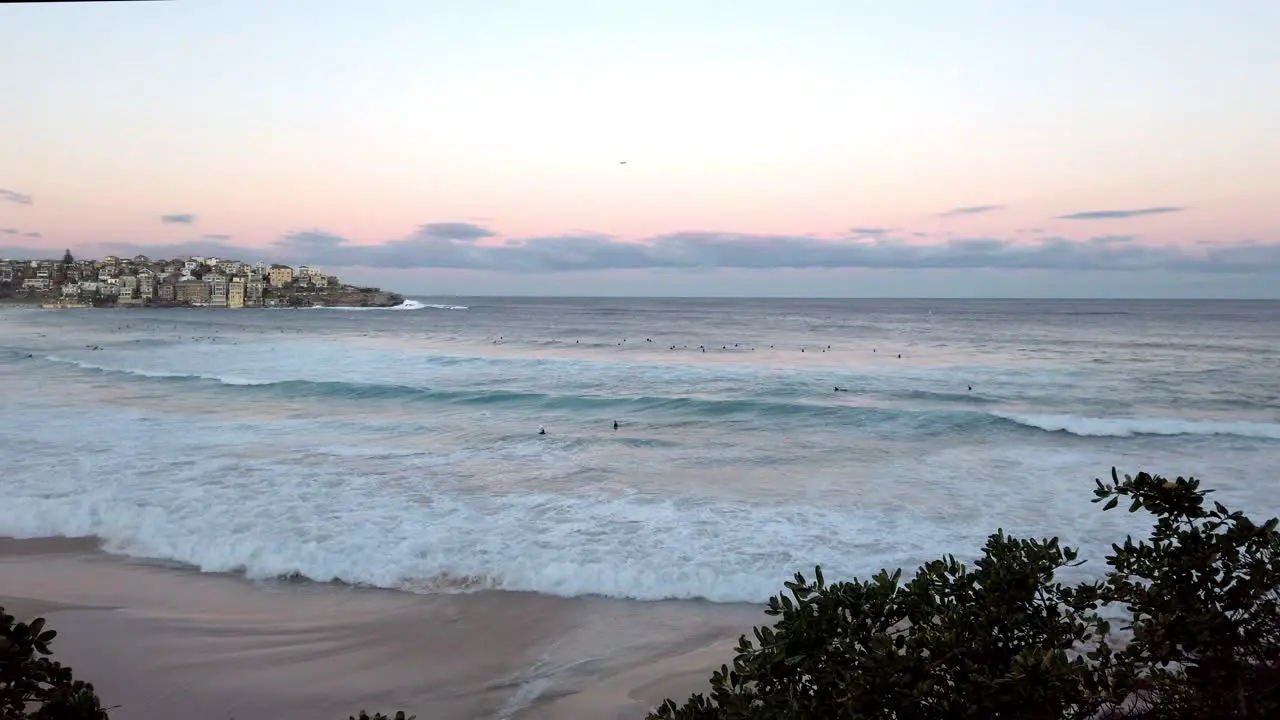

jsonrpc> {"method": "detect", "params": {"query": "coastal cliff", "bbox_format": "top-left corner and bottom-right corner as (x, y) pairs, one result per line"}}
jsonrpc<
(287, 288), (405, 308)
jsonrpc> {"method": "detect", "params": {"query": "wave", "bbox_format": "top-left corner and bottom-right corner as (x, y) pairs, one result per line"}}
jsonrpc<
(40, 355), (1280, 440)
(303, 300), (468, 311)
(0, 490), (936, 603)
(44, 356), (947, 422)
(5, 455), (1129, 605)
(994, 412), (1280, 440)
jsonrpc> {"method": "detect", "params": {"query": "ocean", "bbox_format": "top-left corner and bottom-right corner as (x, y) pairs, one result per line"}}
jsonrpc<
(2, 297), (1278, 604)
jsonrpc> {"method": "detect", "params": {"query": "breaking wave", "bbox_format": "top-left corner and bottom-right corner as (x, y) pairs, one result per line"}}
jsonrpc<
(38, 355), (1280, 440)
(304, 300), (468, 311)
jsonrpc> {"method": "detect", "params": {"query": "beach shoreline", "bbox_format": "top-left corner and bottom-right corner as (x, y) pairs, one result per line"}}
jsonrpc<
(0, 536), (758, 720)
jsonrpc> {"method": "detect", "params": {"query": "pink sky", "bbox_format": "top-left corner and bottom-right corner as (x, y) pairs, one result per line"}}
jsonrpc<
(1, 1), (1277, 296)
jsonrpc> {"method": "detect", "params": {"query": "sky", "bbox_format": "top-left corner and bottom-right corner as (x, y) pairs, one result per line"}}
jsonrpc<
(1, 0), (1277, 298)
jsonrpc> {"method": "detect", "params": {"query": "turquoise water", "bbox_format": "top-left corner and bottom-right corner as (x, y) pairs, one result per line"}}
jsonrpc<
(1, 298), (1277, 602)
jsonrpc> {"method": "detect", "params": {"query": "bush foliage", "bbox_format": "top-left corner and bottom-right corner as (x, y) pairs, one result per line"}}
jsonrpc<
(4, 468), (1277, 719)
(0, 609), (109, 720)
(648, 468), (1280, 719)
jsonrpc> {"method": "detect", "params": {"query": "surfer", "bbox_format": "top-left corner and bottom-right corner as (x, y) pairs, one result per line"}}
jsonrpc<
(613, 420), (619, 430)
(538, 426), (546, 435)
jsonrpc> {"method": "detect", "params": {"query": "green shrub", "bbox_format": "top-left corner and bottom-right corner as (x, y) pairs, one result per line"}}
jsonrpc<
(0, 608), (110, 720)
(1089, 469), (1280, 718)
(649, 468), (1280, 719)
(647, 539), (1118, 720)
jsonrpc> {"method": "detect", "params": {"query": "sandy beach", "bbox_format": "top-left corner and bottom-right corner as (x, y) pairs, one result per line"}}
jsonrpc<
(0, 537), (760, 720)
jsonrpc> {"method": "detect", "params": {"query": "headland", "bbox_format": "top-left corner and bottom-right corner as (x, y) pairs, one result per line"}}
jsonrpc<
(0, 250), (403, 309)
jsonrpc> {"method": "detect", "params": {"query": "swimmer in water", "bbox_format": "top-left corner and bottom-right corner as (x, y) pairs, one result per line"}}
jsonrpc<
(538, 426), (546, 435)
(613, 420), (619, 430)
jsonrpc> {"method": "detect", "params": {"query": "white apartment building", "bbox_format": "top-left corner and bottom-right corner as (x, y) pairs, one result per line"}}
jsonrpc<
(207, 273), (229, 307)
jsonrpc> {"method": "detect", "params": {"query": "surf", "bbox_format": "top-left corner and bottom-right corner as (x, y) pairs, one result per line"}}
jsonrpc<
(36, 354), (1280, 440)
(302, 299), (467, 311)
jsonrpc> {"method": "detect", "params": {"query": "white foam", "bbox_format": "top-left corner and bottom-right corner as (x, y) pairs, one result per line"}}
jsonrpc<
(303, 300), (467, 311)
(0, 487), (888, 602)
(2, 404), (1276, 604)
(999, 412), (1280, 440)
(1, 422), (1135, 604)
(12, 326), (1278, 603)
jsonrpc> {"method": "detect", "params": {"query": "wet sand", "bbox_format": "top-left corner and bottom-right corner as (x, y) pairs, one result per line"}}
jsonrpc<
(0, 537), (761, 720)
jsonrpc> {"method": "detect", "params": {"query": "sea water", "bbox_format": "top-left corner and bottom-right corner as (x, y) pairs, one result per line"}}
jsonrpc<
(1, 298), (1277, 603)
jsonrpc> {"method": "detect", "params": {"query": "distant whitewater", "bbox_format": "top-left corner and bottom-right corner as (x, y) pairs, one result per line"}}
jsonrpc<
(305, 299), (468, 311)
(2, 298), (1278, 603)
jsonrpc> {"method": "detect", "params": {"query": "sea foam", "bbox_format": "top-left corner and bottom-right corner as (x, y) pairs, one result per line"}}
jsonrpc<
(5, 298), (1279, 604)
(303, 299), (467, 311)
(0, 456), (1140, 603)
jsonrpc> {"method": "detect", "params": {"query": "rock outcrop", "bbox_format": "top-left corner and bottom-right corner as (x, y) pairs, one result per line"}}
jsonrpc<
(297, 289), (405, 307)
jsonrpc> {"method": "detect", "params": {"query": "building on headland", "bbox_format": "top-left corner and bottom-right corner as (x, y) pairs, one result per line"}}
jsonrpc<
(227, 277), (245, 309)
(176, 277), (212, 306)
(2, 251), (399, 309)
(245, 277), (264, 306)
(267, 265), (294, 287)
(157, 274), (178, 303)
(137, 271), (155, 299)
(207, 272), (229, 308)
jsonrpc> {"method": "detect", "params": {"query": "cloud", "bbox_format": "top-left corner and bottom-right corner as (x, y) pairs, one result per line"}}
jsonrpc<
(279, 230), (346, 248)
(2, 228), (17, 234)
(849, 227), (891, 235)
(937, 205), (1004, 218)
(16, 225), (1279, 277)
(160, 213), (196, 224)
(418, 222), (497, 242)
(202, 233), (233, 241)
(0, 245), (52, 260)
(263, 225), (1280, 275)
(1058, 207), (1183, 220)
(0, 189), (33, 205)
(22, 231), (40, 238)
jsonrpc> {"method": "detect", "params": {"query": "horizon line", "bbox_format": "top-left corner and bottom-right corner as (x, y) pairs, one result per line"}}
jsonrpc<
(399, 295), (1279, 302)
